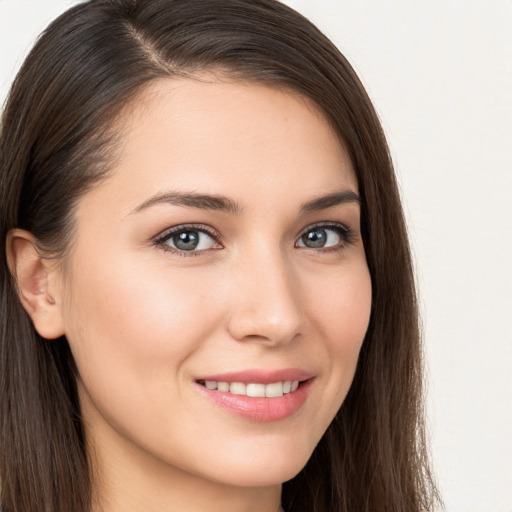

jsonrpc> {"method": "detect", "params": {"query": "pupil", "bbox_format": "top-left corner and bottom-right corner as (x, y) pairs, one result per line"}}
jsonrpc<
(174, 231), (199, 250)
(303, 228), (327, 248)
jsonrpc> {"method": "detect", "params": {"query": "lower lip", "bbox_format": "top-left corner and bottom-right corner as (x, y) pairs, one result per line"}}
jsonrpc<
(196, 379), (313, 422)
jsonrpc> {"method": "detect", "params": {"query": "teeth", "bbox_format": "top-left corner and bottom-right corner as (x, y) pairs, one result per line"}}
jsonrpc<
(229, 382), (246, 395)
(202, 380), (300, 397)
(217, 381), (230, 392)
(265, 381), (283, 397)
(247, 383), (266, 397)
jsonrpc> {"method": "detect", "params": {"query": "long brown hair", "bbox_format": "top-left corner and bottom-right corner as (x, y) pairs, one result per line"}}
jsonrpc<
(0, 1), (440, 511)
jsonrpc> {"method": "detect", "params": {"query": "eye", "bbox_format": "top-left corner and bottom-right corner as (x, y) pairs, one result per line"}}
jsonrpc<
(155, 225), (221, 254)
(296, 224), (354, 250)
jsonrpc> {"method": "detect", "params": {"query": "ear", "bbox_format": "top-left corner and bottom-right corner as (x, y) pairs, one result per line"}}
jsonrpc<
(6, 229), (65, 340)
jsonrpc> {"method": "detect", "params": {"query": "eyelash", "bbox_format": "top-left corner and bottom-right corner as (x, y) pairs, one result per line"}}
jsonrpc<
(154, 223), (222, 257)
(153, 222), (356, 257)
(298, 222), (357, 253)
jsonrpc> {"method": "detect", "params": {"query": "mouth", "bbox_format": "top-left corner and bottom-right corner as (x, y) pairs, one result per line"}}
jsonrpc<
(195, 370), (314, 422)
(197, 379), (301, 397)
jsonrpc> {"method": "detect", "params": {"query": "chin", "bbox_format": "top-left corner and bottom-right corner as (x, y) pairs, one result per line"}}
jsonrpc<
(212, 460), (306, 488)
(193, 435), (317, 488)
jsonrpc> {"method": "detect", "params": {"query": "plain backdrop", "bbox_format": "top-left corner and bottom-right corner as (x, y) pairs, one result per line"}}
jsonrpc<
(1, 1), (511, 511)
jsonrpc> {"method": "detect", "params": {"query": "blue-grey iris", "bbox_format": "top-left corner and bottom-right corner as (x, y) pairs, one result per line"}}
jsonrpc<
(173, 231), (200, 251)
(302, 228), (327, 248)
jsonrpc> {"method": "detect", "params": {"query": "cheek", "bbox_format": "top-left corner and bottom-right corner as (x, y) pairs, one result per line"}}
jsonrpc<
(62, 250), (220, 408)
(307, 262), (372, 397)
(68, 248), (212, 339)
(314, 262), (372, 349)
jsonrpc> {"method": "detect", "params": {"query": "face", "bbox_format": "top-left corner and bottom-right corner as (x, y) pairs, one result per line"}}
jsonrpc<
(57, 78), (372, 491)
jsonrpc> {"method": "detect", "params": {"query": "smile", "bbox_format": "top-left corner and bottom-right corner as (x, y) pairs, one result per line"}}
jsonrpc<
(199, 380), (300, 397)
(195, 370), (314, 422)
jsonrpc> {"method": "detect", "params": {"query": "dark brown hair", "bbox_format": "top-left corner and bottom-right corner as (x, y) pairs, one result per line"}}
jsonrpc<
(0, 1), (440, 511)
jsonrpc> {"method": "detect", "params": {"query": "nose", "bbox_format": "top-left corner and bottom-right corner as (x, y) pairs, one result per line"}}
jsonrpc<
(226, 249), (303, 346)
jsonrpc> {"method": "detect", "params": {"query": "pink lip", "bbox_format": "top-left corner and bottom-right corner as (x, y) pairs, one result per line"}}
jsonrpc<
(198, 368), (313, 385)
(195, 368), (314, 422)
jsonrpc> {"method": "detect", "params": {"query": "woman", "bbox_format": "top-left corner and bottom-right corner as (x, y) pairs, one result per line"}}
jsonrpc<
(0, 1), (440, 511)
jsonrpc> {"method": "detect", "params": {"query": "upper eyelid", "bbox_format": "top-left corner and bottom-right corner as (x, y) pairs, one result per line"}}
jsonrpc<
(301, 220), (348, 229)
(297, 221), (351, 235)
(154, 223), (221, 243)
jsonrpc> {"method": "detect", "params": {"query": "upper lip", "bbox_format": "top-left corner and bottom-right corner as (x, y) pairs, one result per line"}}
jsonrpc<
(196, 368), (314, 385)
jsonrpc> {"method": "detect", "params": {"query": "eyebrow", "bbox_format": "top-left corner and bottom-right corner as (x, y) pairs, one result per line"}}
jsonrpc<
(300, 190), (361, 212)
(130, 191), (243, 215)
(130, 189), (361, 216)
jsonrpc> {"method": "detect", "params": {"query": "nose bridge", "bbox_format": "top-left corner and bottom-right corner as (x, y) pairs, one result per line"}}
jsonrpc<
(226, 243), (302, 345)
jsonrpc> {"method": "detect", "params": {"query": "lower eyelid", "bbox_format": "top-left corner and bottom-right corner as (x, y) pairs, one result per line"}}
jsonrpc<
(153, 225), (223, 255)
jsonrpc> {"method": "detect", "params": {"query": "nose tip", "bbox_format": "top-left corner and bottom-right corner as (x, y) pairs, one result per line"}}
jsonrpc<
(226, 260), (303, 346)
(227, 307), (302, 346)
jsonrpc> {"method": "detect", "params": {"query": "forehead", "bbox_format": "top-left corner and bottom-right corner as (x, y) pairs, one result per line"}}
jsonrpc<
(79, 77), (357, 218)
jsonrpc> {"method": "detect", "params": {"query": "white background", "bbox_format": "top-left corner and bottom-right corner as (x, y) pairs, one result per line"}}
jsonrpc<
(1, 1), (511, 511)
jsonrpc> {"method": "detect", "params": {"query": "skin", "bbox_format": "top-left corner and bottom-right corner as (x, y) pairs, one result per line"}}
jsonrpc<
(9, 77), (372, 512)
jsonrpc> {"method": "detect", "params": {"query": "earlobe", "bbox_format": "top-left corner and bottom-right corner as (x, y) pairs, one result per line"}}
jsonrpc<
(6, 229), (65, 340)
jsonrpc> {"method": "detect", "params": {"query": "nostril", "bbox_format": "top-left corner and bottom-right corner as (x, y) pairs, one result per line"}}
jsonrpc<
(226, 310), (302, 346)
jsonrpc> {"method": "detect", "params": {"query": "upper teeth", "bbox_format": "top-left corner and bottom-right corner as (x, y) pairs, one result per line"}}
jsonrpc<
(204, 380), (299, 397)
